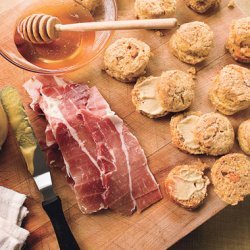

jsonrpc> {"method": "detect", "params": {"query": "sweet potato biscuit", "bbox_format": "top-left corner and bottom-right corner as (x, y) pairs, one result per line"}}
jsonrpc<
(194, 113), (235, 156)
(211, 153), (250, 205)
(165, 162), (210, 209)
(226, 17), (250, 63)
(169, 21), (214, 65)
(134, 0), (176, 19)
(185, 0), (221, 14)
(157, 70), (195, 112)
(104, 38), (151, 82)
(209, 64), (250, 115)
(238, 119), (250, 155)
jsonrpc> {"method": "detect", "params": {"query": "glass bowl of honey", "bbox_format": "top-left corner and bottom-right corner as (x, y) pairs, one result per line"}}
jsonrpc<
(0, 0), (117, 74)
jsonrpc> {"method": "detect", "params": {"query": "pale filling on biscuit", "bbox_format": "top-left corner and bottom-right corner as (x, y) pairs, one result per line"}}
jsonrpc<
(136, 77), (167, 116)
(172, 169), (209, 200)
(176, 115), (200, 149)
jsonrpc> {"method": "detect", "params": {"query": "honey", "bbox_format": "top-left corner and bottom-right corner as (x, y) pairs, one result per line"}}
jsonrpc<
(14, 1), (95, 70)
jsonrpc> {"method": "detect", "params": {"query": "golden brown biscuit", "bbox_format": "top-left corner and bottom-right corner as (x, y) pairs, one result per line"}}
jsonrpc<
(170, 111), (204, 154)
(194, 113), (235, 156)
(170, 21), (214, 65)
(165, 162), (210, 209)
(104, 38), (151, 82)
(209, 64), (250, 115)
(134, 0), (176, 19)
(211, 153), (250, 205)
(132, 76), (169, 118)
(238, 119), (250, 155)
(157, 70), (195, 112)
(226, 17), (250, 63)
(185, 0), (220, 14)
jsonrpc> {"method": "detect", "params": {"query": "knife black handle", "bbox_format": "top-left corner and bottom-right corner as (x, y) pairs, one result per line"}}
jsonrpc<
(42, 196), (80, 250)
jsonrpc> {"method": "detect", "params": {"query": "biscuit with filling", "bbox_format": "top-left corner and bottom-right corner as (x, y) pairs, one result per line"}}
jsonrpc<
(165, 162), (210, 209)
(170, 111), (204, 154)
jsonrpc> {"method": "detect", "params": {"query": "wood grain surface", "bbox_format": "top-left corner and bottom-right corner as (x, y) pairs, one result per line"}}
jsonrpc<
(0, 0), (249, 249)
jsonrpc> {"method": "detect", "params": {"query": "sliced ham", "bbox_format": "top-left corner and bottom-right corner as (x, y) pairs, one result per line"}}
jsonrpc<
(24, 75), (162, 215)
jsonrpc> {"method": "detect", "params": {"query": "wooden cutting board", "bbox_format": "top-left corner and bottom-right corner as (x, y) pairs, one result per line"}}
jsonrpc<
(0, 0), (249, 249)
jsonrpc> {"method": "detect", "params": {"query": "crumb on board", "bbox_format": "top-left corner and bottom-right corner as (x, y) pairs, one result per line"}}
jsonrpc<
(155, 30), (164, 37)
(228, 0), (236, 8)
(187, 67), (197, 79)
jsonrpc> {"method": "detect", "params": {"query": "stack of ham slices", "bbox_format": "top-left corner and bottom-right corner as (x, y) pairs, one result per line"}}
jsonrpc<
(24, 76), (162, 215)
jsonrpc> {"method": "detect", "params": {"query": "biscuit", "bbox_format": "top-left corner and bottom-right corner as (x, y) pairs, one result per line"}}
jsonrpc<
(157, 70), (195, 112)
(74, 0), (101, 12)
(194, 113), (235, 156)
(132, 76), (169, 118)
(170, 112), (234, 156)
(134, 0), (176, 19)
(226, 17), (250, 63)
(170, 111), (204, 154)
(209, 64), (250, 115)
(165, 162), (210, 209)
(211, 153), (250, 205)
(185, 0), (220, 14)
(132, 70), (195, 118)
(169, 21), (214, 65)
(238, 119), (250, 155)
(104, 38), (151, 82)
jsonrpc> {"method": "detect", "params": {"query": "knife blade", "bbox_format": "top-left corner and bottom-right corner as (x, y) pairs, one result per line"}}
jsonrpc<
(33, 145), (57, 201)
(0, 86), (79, 250)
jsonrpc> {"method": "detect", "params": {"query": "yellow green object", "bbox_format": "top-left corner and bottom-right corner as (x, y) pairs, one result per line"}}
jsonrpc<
(0, 101), (8, 150)
(0, 86), (37, 174)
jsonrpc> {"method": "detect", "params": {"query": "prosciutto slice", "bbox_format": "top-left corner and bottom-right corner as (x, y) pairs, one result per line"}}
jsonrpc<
(24, 75), (162, 215)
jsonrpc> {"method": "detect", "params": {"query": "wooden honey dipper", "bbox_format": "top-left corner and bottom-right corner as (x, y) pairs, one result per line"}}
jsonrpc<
(18, 14), (178, 44)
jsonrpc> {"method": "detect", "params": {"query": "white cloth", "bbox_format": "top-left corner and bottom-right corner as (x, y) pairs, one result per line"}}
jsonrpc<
(0, 186), (29, 250)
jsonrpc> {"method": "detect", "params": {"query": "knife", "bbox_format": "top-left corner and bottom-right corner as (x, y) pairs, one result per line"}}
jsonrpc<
(0, 86), (79, 250)
(33, 144), (80, 250)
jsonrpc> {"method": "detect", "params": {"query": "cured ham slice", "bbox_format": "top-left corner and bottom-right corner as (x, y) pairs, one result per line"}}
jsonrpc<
(24, 75), (162, 215)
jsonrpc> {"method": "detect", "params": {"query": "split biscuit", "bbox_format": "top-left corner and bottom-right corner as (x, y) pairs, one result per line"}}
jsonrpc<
(185, 0), (220, 14)
(132, 76), (169, 118)
(226, 17), (250, 63)
(165, 162), (210, 209)
(169, 21), (214, 65)
(170, 112), (235, 156)
(132, 70), (195, 118)
(209, 64), (250, 115)
(238, 119), (250, 155)
(211, 153), (250, 205)
(104, 38), (151, 82)
(134, 0), (176, 19)
(170, 111), (203, 154)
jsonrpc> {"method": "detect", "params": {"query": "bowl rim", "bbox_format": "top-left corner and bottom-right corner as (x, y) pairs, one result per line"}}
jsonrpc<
(0, 0), (118, 75)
